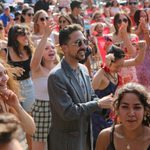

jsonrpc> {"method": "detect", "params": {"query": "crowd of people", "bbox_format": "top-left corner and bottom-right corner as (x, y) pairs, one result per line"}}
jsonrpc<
(0, 0), (150, 150)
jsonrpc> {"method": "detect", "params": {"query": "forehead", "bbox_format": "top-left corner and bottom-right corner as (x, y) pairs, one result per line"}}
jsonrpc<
(39, 12), (48, 18)
(121, 93), (142, 104)
(69, 30), (85, 41)
(119, 14), (127, 19)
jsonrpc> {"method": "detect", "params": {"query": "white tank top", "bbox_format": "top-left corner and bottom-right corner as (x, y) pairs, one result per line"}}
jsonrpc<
(33, 77), (49, 101)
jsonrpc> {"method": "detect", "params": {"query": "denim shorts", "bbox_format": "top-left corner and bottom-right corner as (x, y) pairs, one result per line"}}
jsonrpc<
(19, 78), (35, 113)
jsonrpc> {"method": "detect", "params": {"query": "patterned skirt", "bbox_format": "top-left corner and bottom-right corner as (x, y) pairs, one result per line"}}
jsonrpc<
(31, 100), (51, 142)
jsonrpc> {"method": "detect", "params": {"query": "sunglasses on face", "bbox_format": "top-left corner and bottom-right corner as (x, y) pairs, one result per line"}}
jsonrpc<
(129, 2), (137, 5)
(26, 13), (34, 17)
(73, 39), (88, 47)
(117, 18), (128, 24)
(59, 20), (66, 24)
(40, 17), (49, 22)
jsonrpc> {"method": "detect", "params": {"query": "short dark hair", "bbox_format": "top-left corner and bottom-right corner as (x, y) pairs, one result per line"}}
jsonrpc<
(70, 1), (82, 10)
(107, 45), (125, 62)
(59, 24), (83, 46)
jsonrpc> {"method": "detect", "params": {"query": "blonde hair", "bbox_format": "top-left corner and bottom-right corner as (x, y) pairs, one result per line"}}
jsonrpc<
(0, 59), (20, 99)
(33, 10), (47, 34)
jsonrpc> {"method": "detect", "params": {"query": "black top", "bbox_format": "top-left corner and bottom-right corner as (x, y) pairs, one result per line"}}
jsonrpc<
(7, 49), (31, 81)
(107, 126), (150, 150)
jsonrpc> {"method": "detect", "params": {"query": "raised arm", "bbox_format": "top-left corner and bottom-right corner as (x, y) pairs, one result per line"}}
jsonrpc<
(123, 40), (146, 67)
(118, 22), (137, 56)
(30, 22), (55, 72)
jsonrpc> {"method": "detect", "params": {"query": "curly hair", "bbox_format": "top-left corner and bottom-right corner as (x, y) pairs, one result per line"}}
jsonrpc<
(114, 82), (150, 126)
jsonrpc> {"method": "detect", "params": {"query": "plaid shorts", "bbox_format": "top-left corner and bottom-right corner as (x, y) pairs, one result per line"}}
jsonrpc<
(31, 100), (51, 142)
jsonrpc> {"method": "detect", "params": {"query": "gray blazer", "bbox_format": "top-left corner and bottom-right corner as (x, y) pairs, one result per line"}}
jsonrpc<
(47, 58), (100, 150)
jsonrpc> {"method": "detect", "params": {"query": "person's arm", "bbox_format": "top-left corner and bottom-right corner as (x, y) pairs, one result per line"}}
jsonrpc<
(0, 90), (36, 135)
(30, 22), (55, 72)
(48, 71), (113, 121)
(119, 22), (136, 56)
(123, 40), (146, 67)
(96, 128), (111, 150)
(92, 68), (104, 90)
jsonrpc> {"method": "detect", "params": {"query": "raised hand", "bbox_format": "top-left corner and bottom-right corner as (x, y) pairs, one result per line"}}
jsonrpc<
(0, 89), (20, 110)
(44, 21), (56, 38)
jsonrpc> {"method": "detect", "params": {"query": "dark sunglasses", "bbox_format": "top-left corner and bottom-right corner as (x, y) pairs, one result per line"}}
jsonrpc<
(59, 20), (66, 24)
(73, 39), (88, 47)
(40, 17), (49, 22)
(27, 13), (34, 17)
(117, 18), (128, 24)
(0, 26), (4, 30)
(129, 2), (137, 5)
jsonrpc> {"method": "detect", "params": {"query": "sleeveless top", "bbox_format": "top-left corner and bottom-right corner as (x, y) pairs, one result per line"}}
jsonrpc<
(32, 77), (49, 101)
(6, 49), (31, 81)
(107, 126), (150, 150)
(92, 81), (118, 144)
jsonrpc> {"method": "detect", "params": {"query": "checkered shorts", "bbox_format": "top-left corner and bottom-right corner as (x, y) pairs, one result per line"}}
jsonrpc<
(31, 100), (51, 142)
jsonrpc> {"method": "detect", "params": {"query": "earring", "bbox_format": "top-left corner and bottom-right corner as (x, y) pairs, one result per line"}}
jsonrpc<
(144, 115), (147, 121)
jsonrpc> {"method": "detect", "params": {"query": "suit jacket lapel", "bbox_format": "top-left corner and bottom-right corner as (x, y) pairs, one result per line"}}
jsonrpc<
(79, 66), (91, 102)
(61, 59), (85, 102)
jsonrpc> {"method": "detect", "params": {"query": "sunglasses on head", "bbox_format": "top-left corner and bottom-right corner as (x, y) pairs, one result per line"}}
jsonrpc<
(117, 18), (128, 24)
(26, 13), (34, 17)
(59, 20), (66, 24)
(129, 2), (137, 5)
(40, 17), (49, 22)
(73, 39), (88, 47)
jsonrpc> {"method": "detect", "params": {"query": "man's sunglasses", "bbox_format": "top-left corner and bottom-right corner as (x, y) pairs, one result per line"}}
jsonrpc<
(26, 13), (34, 17)
(40, 17), (49, 22)
(129, 2), (137, 5)
(73, 39), (88, 47)
(117, 18), (128, 24)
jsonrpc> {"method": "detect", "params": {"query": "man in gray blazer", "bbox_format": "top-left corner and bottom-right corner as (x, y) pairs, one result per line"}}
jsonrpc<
(47, 24), (113, 150)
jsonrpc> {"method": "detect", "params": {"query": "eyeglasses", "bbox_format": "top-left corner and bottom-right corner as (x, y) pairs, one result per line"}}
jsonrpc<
(27, 13), (34, 17)
(72, 39), (88, 47)
(59, 20), (66, 24)
(117, 18), (128, 24)
(40, 17), (49, 22)
(129, 2), (137, 5)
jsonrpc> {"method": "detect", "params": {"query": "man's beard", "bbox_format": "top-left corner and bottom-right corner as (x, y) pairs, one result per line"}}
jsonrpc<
(75, 48), (86, 61)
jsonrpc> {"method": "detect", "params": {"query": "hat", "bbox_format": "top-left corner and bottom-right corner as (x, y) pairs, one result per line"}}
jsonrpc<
(70, 1), (82, 10)
(3, 4), (10, 10)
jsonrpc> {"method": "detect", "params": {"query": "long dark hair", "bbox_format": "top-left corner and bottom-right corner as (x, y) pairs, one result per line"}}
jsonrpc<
(134, 9), (149, 27)
(7, 25), (33, 58)
(114, 13), (131, 35)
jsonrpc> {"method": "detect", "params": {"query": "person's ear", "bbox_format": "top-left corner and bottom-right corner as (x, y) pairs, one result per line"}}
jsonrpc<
(61, 45), (68, 53)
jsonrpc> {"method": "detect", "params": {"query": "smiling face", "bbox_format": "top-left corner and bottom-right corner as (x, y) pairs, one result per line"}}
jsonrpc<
(59, 16), (70, 30)
(16, 30), (29, 47)
(24, 9), (34, 23)
(64, 30), (88, 62)
(0, 63), (9, 93)
(37, 12), (49, 29)
(118, 93), (144, 130)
